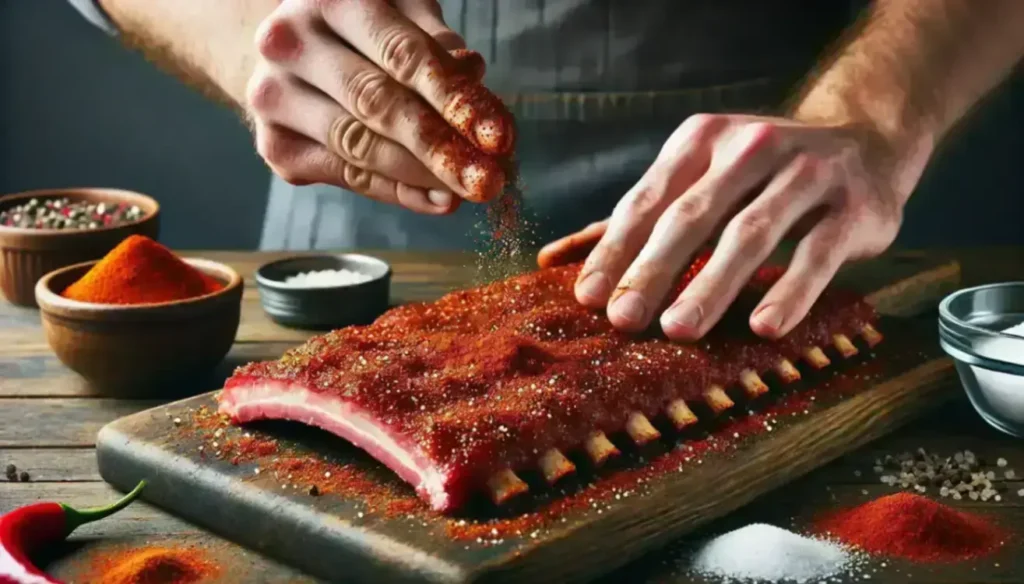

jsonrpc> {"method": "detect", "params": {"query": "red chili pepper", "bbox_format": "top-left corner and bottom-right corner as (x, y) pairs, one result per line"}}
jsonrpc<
(0, 481), (146, 584)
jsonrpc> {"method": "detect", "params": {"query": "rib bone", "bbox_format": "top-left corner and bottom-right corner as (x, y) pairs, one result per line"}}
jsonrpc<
(487, 469), (529, 504)
(773, 359), (801, 383)
(832, 333), (859, 358)
(538, 448), (576, 484)
(739, 369), (769, 398)
(666, 399), (699, 429)
(802, 346), (831, 369)
(861, 323), (883, 347)
(703, 385), (735, 414)
(584, 431), (620, 465)
(625, 412), (661, 445)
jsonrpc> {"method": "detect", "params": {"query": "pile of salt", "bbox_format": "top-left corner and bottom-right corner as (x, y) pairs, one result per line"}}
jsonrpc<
(279, 268), (373, 288)
(691, 523), (850, 583)
(971, 321), (1024, 424)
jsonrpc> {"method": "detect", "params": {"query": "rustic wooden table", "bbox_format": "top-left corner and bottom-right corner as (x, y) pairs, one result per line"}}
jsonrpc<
(2, 248), (1022, 584)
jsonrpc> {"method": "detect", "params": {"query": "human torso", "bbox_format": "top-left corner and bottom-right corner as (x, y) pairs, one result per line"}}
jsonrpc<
(260, 0), (865, 251)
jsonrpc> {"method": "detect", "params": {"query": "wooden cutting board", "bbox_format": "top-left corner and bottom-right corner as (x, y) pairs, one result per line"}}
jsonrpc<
(96, 256), (962, 584)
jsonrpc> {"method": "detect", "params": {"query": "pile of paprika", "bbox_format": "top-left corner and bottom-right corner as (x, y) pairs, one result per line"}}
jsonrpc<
(814, 492), (1006, 562)
(0, 480), (146, 584)
(90, 546), (218, 584)
(61, 235), (222, 305)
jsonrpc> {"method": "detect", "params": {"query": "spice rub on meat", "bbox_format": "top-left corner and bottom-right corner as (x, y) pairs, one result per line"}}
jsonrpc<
(220, 256), (881, 513)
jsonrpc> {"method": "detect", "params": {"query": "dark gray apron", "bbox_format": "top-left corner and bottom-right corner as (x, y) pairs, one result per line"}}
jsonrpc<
(259, 0), (863, 251)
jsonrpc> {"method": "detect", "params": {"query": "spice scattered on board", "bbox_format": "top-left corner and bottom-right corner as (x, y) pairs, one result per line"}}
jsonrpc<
(690, 523), (865, 583)
(88, 545), (219, 584)
(61, 235), (223, 305)
(0, 196), (145, 229)
(278, 268), (373, 288)
(814, 492), (1007, 562)
(872, 448), (1020, 501)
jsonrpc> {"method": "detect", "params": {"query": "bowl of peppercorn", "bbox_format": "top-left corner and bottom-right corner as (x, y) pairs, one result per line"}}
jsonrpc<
(0, 187), (160, 307)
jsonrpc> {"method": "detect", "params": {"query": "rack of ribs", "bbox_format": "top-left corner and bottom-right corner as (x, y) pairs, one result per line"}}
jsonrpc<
(220, 254), (882, 513)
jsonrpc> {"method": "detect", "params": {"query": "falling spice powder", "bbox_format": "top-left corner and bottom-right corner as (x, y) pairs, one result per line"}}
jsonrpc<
(814, 492), (1006, 562)
(90, 545), (219, 584)
(62, 235), (223, 305)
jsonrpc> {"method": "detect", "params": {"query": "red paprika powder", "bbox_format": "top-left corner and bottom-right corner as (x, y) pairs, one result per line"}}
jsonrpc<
(814, 493), (1006, 562)
(62, 235), (222, 305)
(90, 545), (218, 584)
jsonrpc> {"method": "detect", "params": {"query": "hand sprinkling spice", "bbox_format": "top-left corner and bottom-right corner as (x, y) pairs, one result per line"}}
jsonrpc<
(0, 197), (144, 230)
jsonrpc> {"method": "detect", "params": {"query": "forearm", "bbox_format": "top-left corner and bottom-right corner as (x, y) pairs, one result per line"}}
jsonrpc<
(98, 0), (278, 110)
(793, 0), (1024, 197)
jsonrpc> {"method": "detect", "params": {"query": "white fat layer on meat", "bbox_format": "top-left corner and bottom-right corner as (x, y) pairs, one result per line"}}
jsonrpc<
(222, 381), (449, 509)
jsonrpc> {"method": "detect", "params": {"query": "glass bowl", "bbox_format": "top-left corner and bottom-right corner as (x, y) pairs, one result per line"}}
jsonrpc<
(939, 282), (1024, 438)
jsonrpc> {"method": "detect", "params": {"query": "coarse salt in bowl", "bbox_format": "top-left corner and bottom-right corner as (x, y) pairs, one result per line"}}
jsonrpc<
(939, 282), (1024, 438)
(277, 268), (375, 288)
(255, 254), (391, 330)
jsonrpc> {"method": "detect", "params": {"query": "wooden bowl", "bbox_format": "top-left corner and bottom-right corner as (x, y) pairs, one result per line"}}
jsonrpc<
(0, 188), (160, 307)
(34, 258), (243, 398)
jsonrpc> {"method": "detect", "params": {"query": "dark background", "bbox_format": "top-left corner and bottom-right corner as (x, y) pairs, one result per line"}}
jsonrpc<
(1, 0), (1021, 250)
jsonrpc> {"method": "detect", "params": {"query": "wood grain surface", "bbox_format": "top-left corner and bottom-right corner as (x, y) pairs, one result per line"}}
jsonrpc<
(1, 247), (1022, 584)
(93, 320), (955, 583)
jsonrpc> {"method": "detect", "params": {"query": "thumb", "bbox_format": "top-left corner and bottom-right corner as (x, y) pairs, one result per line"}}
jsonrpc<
(393, 0), (465, 51)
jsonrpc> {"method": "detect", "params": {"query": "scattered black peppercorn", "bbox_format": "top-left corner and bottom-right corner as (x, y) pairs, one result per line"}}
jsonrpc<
(18, 471), (30, 482)
(308, 485), (320, 496)
(4, 464), (16, 481)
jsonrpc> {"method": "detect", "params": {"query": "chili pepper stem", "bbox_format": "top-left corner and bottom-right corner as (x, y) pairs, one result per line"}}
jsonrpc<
(59, 480), (147, 536)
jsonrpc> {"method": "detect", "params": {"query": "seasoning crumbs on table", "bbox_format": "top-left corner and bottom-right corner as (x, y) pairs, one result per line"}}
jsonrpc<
(4, 464), (17, 482)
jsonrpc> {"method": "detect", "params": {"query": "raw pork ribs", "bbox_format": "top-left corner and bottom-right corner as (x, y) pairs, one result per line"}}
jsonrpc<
(220, 258), (881, 512)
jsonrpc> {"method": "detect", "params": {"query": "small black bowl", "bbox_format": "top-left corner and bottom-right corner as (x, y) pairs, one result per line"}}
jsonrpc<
(255, 254), (391, 330)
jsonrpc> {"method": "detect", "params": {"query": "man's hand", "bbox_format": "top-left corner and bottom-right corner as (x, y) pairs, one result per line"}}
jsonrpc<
(539, 0), (1024, 342)
(246, 0), (514, 214)
(538, 114), (915, 341)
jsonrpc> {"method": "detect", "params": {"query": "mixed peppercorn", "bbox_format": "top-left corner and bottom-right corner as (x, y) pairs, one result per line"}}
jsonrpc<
(872, 448), (1023, 501)
(0, 197), (145, 230)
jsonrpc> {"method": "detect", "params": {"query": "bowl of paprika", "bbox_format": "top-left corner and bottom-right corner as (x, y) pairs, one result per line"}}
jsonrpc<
(34, 235), (243, 397)
(0, 187), (161, 307)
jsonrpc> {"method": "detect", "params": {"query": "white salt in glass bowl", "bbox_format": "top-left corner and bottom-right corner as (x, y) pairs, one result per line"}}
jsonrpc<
(939, 282), (1024, 438)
